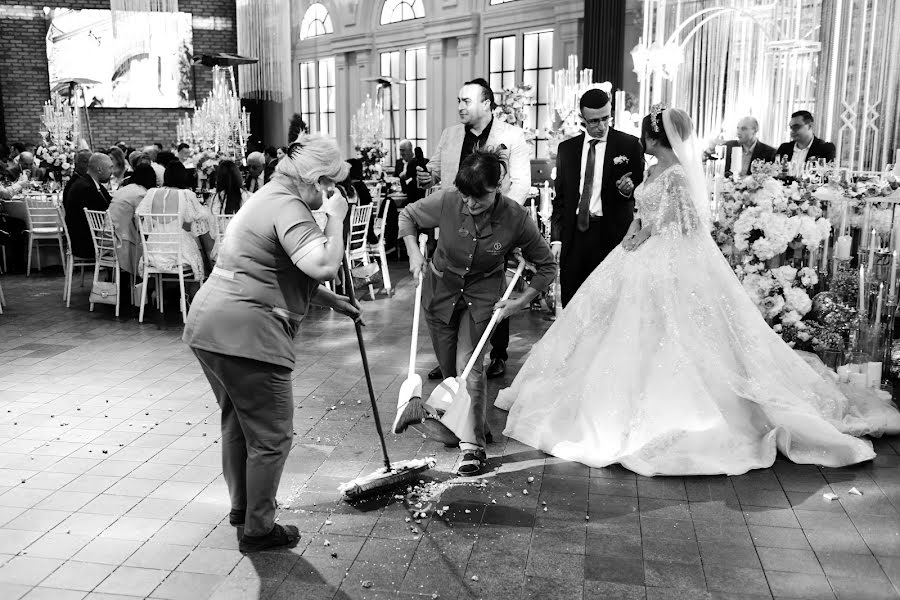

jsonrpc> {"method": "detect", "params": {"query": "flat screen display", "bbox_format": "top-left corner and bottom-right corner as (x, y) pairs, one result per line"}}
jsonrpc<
(46, 8), (194, 109)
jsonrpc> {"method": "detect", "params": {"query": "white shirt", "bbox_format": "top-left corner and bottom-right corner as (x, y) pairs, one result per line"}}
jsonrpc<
(578, 134), (607, 217)
(791, 142), (811, 171)
(151, 162), (165, 186)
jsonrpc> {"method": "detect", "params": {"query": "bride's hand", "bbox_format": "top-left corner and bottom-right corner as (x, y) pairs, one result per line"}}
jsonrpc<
(622, 230), (648, 251)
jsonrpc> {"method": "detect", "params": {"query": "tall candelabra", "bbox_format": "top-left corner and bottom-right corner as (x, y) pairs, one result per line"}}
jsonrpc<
(40, 98), (76, 146)
(545, 55), (609, 154)
(350, 94), (386, 179)
(177, 66), (249, 161)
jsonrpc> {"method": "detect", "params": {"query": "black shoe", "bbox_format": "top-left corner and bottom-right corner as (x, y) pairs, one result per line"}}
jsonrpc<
(239, 523), (301, 553)
(428, 365), (443, 380)
(486, 358), (506, 379)
(229, 508), (245, 526)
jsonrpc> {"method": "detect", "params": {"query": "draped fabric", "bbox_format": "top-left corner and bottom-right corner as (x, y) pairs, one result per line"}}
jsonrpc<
(582, 0), (626, 89)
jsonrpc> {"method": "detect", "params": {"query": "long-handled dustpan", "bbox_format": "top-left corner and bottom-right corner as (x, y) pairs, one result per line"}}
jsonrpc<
(337, 257), (435, 500)
(392, 234), (429, 434)
(412, 257), (528, 446)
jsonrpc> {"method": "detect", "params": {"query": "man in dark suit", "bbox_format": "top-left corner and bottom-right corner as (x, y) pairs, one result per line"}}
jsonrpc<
(64, 153), (113, 259)
(775, 110), (836, 168)
(394, 139), (424, 202)
(551, 89), (645, 307)
(7, 151), (44, 182)
(724, 116), (776, 177)
(263, 146), (279, 183)
(63, 150), (93, 207)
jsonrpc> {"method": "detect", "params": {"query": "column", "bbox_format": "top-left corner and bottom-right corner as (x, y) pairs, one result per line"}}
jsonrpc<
(426, 38), (446, 157)
(334, 52), (351, 156)
(582, 0), (626, 88)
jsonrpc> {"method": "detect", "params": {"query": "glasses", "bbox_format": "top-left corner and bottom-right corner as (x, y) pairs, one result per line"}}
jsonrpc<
(584, 116), (611, 125)
(788, 124), (808, 131)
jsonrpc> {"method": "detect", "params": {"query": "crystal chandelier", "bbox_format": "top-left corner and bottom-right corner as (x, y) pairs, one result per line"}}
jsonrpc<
(631, 38), (683, 82)
(177, 66), (250, 160)
(351, 94), (385, 150)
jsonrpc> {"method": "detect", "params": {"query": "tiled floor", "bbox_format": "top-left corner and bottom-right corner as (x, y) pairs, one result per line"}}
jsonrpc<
(0, 265), (899, 600)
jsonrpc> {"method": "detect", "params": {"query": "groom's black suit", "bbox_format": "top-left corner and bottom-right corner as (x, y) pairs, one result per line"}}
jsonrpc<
(552, 129), (644, 306)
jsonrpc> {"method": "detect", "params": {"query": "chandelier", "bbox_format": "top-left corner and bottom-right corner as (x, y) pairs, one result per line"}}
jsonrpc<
(631, 39), (683, 82)
(40, 97), (77, 145)
(350, 94), (385, 151)
(177, 66), (249, 160)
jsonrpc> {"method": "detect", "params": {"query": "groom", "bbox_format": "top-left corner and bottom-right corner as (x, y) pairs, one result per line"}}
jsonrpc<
(551, 89), (644, 306)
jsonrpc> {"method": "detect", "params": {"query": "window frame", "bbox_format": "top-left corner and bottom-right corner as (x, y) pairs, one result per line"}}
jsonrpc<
(380, 0), (425, 25)
(299, 57), (336, 136)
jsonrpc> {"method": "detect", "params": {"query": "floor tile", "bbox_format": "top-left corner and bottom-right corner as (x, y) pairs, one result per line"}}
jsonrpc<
(40, 560), (117, 592)
(93, 565), (169, 596)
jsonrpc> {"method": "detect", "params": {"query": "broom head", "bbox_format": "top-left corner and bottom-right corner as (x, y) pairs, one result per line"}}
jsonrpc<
(392, 374), (426, 434)
(339, 457), (437, 500)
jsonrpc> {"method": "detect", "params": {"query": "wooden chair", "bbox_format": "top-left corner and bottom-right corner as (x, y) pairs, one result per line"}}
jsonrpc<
(137, 213), (195, 323)
(84, 209), (121, 317)
(345, 203), (377, 300)
(24, 198), (65, 276)
(58, 205), (95, 306)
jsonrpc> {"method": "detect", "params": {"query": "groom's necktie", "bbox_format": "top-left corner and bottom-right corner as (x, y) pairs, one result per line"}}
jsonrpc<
(577, 139), (600, 232)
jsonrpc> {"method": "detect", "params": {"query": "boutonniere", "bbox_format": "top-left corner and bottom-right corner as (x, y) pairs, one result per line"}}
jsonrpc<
(613, 155), (629, 165)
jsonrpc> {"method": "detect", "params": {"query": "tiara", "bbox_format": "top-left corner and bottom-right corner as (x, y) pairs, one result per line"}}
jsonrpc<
(649, 103), (666, 133)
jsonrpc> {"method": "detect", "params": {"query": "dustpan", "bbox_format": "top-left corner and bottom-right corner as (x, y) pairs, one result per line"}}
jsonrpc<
(413, 257), (528, 445)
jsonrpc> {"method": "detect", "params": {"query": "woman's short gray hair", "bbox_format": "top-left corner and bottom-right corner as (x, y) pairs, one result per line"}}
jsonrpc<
(276, 134), (349, 185)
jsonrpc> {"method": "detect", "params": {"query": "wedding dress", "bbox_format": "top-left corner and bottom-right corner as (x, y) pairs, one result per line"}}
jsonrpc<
(496, 161), (900, 476)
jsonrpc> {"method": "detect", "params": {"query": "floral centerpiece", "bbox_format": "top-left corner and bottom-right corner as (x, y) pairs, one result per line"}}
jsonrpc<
(35, 137), (76, 183)
(493, 84), (536, 147)
(814, 176), (898, 235)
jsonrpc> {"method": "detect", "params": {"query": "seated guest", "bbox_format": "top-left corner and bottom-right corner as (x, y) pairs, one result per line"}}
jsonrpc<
(107, 146), (131, 190)
(276, 146), (288, 162)
(724, 117), (776, 177)
(210, 160), (251, 215)
(143, 145), (166, 185)
(245, 152), (266, 193)
(776, 110), (836, 169)
(177, 143), (194, 167)
(64, 152), (113, 260)
(264, 146), (279, 183)
(157, 150), (177, 169)
(136, 161), (213, 280)
(63, 149), (92, 207)
(346, 158), (377, 244)
(394, 139), (424, 202)
(7, 151), (44, 182)
(109, 164), (157, 278)
(414, 146), (428, 170)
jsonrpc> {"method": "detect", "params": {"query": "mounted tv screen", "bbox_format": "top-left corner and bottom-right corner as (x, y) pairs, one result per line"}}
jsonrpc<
(46, 8), (195, 109)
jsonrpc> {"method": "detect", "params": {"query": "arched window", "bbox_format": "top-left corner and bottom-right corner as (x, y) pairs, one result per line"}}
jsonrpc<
(380, 0), (424, 25)
(300, 2), (333, 40)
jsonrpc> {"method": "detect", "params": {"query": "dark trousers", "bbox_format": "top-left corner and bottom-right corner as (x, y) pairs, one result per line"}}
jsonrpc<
(425, 300), (490, 449)
(192, 348), (294, 537)
(0, 215), (26, 272)
(489, 318), (509, 361)
(561, 217), (624, 306)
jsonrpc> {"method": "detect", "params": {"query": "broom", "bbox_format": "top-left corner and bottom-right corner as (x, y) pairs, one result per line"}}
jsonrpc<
(419, 257), (527, 445)
(337, 257), (435, 500)
(392, 234), (431, 434)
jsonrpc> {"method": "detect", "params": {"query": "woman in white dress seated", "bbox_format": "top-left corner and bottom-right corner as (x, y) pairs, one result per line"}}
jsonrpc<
(136, 160), (213, 280)
(496, 107), (900, 477)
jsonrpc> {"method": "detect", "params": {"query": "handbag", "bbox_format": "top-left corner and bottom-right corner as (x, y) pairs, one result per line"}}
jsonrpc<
(89, 281), (118, 305)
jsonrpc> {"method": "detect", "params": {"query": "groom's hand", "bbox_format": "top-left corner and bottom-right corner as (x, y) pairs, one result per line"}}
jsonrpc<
(616, 174), (635, 197)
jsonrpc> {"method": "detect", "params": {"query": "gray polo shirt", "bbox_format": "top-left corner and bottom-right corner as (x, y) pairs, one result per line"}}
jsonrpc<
(183, 180), (326, 368)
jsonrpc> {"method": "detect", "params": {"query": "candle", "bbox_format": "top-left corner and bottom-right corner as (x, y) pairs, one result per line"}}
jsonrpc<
(891, 250), (898, 301)
(836, 364), (851, 383)
(876, 282), (884, 327)
(862, 202), (872, 244)
(866, 361), (883, 388)
(808, 247), (817, 269)
(835, 235), (852, 260)
(848, 372), (868, 387)
(839, 202), (847, 236)
(868, 228), (877, 272)
(731, 146), (743, 177)
(859, 265), (866, 315)
(821, 228), (829, 270)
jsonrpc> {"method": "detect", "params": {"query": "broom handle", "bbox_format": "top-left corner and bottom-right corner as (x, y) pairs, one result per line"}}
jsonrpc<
(341, 258), (392, 471)
(459, 257), (527, 381)
(408, 234), (428, 377)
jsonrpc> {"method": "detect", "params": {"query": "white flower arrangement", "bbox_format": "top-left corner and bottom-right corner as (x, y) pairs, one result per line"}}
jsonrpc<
(613, 155), (629, 165)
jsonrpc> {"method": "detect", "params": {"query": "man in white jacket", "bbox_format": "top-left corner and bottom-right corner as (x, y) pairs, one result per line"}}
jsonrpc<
(417, 77), (531, 382)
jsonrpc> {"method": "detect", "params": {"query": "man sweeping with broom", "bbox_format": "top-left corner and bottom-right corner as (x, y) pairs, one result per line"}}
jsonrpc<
(393, 148), (557, 476)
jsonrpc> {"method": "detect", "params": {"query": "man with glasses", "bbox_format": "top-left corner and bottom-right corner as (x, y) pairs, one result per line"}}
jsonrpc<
(776, 111), (836, 171)
(551, 88), (644, 306)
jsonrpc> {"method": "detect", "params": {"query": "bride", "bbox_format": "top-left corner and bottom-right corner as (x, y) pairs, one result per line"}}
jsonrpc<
(495, 106), (900, 477)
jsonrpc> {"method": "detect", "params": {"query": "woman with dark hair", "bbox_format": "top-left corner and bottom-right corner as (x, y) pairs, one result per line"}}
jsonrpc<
(109, 163), (157, 278)
(496, 106), (900, 477)
(137, 161), (213, 279)
(394, 147), (557, 476)
(107, 146), (130, 190)
(210, 160), (250, 215)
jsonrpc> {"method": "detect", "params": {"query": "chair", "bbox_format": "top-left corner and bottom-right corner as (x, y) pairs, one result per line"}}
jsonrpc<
(366, 186), (394, 296)
(137, 213), (196, 323)
(58, 205), (95, 306)
(84, 209), (121, 317)
(211, 213), (235, 261)
(345, 203), (377, 300)
(24, 198), (65, 276)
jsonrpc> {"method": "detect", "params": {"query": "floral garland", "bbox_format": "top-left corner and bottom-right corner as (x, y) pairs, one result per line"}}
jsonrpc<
(714, 165), (832, 335)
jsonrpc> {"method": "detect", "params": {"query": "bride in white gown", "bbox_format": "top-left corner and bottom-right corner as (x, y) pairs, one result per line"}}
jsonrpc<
(495, 107), (900, 476)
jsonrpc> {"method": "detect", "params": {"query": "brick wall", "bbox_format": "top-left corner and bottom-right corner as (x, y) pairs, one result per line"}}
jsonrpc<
(0, 0), (236, 149)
